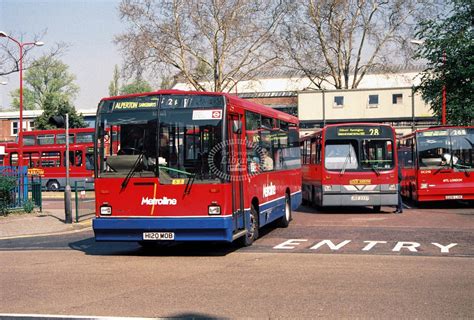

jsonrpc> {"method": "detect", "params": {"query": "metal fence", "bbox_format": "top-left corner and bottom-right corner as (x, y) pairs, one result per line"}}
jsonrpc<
(0, 166), (28, 209)
(74, 180), (95, 222)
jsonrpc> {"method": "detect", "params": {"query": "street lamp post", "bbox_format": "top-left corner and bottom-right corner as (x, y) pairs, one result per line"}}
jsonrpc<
(0, 31), (44, 166)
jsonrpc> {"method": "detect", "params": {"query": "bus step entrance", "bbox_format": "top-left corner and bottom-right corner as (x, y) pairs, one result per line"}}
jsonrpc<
(232, 229), (247, 241)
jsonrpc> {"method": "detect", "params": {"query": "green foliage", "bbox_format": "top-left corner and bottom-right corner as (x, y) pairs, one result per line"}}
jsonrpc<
(415, 0), (474, 125)
(0, 176), (16, 216)
(9, 55), (79, 111)
(120, 79), (153, 95)
(23, 200), (35, 214)
(9, 88), (37, 110)
(35, 93), (87, 130)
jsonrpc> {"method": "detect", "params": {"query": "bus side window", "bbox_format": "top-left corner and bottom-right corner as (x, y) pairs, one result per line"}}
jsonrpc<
(86, 154), (94, 170)
(75, 151), (83, 167)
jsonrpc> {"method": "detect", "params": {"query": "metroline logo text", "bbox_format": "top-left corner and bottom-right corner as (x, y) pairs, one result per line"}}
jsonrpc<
(263, 183), (276, 198)
(274, 239), (458, 253)
(141, 197), (177, 206)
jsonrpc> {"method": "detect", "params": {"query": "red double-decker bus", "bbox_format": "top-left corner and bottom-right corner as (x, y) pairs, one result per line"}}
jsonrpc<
(93, 90), (301, 246)
(0, 128), (98, 190)
(300, 123), (398, 211)
(398, 126), (474, 202)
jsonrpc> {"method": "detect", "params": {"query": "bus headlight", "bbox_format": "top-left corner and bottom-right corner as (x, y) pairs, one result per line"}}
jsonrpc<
(323, 185), (333, 192)
(100, 205), (112, 215)
(389, 184), (397, 191)
(421, 183), (428, 189)
(208, 205), (221, 215)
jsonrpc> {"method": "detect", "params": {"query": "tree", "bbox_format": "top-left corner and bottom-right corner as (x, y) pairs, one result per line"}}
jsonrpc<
(120, 79), (153, 95)
(277, 0), (442, 89)
(414, 0), (474, 125)
(34, 93), (87, 130)
(115, 0), (284, 92)
(108, 64), (121, 96)
(10, 55), (79, 110)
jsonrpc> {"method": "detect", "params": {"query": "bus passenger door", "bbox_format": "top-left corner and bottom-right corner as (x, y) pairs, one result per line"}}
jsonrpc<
(227, 113), (245, 236)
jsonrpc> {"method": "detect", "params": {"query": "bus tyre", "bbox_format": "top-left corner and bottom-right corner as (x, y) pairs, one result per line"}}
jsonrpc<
(373, 205), (381, 213)
(278, 193), (292, 228)
(46, 180), (60, 191)
(240, 204), (259, 247)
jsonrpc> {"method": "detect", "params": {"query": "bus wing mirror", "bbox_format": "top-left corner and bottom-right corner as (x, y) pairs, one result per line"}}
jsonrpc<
(232, 120), (242, 134)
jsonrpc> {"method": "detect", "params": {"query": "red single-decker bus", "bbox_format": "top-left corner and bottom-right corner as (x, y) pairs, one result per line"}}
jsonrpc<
(93, 90), (301, 246)
(300, 123), (398, 211)
(398, 126), (474, 202)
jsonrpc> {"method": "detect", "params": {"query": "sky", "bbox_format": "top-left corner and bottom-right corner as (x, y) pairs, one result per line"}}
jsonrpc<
(0, 0), (127, 110)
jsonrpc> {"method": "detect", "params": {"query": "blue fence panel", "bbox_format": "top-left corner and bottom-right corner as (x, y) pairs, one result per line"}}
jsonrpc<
(0, 166), (29, 208)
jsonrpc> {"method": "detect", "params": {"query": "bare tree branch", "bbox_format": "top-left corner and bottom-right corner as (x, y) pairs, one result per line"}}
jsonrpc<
(115, 0), (283, 92)
(278, 0), (442, 89)
(0, 30), (68, 77)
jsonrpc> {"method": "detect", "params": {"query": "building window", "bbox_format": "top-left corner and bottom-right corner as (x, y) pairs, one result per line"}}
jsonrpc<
(10, 121), (30, 136)
(368, 94), (379, 106)
(11, 121), (19, 136)
(334, 96), (344, 108)
(392, 93), (403, 104)
(28, 120), (35, 131)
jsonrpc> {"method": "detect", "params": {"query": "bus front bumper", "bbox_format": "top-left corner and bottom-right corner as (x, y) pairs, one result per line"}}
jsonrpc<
(322, 193), (398, 206)
(93, 216), (235, 242)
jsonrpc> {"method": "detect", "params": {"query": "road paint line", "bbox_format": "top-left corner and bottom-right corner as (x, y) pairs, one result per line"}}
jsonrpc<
(0, 314), (158, 319)
(0, 225), (92, 241)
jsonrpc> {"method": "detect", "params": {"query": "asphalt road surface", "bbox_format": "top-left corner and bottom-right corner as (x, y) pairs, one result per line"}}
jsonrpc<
(0, 203), (473, 319)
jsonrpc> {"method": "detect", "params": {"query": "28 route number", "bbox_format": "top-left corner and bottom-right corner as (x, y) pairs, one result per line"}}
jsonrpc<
(369, 128), (380, 136)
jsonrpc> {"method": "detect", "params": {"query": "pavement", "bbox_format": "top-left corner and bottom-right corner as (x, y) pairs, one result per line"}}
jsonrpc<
(0, 194), (93, 240)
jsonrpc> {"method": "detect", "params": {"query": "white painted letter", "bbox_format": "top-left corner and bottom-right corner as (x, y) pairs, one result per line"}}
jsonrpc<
(432, 243), (457, 253)
(273, 239), (307, 250)
(392, 242), (420, 252)
(310, 240), (351, 251)
(362, 241), (387, 251)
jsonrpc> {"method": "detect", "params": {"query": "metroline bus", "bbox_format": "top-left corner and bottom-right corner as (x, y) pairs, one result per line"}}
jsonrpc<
(93, 90), (301, 246)
(300, 123), (398, 211)
(398, 126), (474, 202)
(0, 128), (98, 190)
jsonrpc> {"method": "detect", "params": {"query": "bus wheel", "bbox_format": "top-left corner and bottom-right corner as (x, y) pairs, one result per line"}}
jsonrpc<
(46, 180), (60, 191)
(373, 205), (381, 213)
(240, 204), (259, 247)
(277, 193), (292, 228)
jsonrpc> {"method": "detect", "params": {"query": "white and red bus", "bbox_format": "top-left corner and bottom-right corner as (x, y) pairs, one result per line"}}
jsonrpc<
(93, 90), (301, 246)
(0, 128), (98, 191)
(300, 123), (398, 211)
(398, 126), (474, 202)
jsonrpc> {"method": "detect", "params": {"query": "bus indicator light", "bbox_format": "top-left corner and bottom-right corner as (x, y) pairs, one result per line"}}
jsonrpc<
(323, 185), (333, 192)
(208, 205), (221, 215)
(100, 205), (112, 215)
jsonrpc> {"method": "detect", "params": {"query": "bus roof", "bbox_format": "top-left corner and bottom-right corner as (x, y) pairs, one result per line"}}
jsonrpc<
(400, 125), (474, 138)
(99, 89), (299, 124)
(21, 127), (94, 136)
(300, 123), (394, 141)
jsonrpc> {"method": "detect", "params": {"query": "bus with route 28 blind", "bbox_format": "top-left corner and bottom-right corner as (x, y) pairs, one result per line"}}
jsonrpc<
(92, 90), (301, 246)
(398, 126), (474, 202)
(300, 123), (399, 211)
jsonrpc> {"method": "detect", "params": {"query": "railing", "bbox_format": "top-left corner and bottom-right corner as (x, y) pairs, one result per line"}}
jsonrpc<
(0, 166), (28, 209)
(74, 180), (95, 223)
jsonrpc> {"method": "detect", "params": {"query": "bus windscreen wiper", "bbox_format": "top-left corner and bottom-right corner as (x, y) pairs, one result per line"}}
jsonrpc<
(370, 165), (380, 176)
(340, 148), (352, 175)
(434, 159), (451, 175)
(121, 153), (144, 190)
(158, 166), (196, 195)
